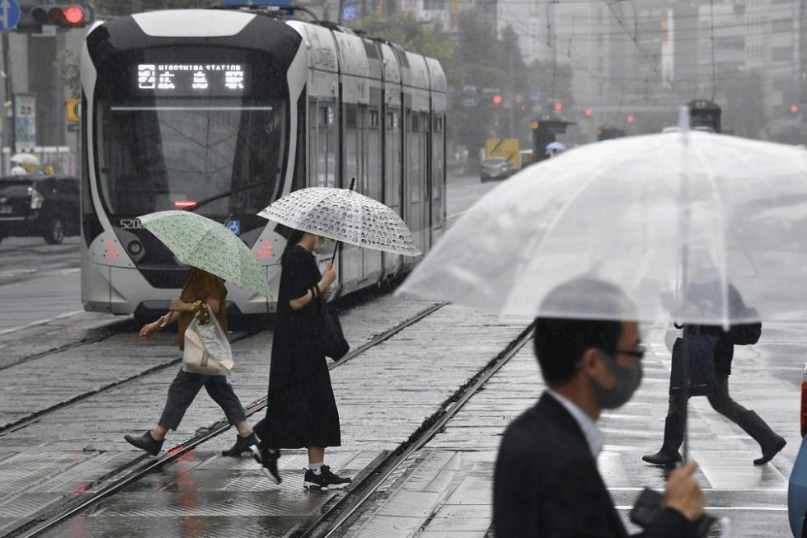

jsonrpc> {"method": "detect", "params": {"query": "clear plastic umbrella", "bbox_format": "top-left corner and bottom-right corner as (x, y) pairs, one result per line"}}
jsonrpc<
(257, 187), (421, 257)
(10, 153), (40, 166)
(398, 129), (807, 327)
(138, 210), (273, 298)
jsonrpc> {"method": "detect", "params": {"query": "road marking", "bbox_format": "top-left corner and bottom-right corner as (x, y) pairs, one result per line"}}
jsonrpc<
(0, 310), (85, 336)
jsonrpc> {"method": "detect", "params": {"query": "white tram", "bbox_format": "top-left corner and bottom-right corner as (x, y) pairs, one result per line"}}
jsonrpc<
(79, 6), (447, 318)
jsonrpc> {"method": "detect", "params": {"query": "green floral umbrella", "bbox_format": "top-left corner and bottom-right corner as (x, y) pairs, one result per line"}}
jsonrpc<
(138, 210), (273, 298)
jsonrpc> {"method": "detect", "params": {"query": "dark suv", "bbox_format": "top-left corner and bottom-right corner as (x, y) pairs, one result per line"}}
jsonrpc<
(0, 176), (80, 244)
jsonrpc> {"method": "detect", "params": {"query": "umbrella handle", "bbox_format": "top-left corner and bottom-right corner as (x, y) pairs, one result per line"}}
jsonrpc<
(328, 178), (355, 264)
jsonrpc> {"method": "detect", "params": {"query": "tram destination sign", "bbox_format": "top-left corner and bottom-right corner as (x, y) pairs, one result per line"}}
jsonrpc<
(136, 64), (247, 96)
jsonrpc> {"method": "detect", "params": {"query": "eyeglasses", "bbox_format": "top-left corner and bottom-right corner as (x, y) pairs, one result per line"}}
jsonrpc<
(615, 346), (646, 360)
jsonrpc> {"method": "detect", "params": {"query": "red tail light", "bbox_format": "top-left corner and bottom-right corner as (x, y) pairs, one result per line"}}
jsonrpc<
(173, 199), (198, 210)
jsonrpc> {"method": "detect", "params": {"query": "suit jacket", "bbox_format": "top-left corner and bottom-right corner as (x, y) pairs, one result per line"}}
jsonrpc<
(493, 393), (695, 538)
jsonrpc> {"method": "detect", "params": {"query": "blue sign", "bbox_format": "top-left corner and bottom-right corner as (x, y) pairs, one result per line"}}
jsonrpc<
(342, 0), (358, 20)
(226, 219), (241, 235)
(1, 0), (20, 32)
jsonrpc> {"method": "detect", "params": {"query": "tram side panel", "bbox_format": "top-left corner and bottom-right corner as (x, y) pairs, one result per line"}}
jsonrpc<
(379, 42), (405, 279)
(401, 51), (432, 258)
(426, 57), (448, 250)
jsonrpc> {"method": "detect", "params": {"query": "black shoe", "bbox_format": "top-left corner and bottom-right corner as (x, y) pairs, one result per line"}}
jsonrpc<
(221, 432), (259, 457)
(641, 449), (682, 466)
(124, 431), (163, 456)
(754, 437), (787, 465)
(254, 446), (281, 484)
(303, 465), (351, 490)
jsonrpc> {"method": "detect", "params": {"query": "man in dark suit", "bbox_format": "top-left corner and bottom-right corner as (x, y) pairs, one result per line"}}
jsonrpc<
(493, 278), (705, 537)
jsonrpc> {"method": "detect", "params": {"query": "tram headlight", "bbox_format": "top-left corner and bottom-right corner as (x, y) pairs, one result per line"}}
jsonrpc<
(127, 240), (143, 257)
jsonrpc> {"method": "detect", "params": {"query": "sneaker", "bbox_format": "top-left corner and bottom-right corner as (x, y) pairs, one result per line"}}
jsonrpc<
(124, 431), (163, 456)
(221, 432), (259, 457)
(254, 446), (282, 484)
(303, 465), (351, 490)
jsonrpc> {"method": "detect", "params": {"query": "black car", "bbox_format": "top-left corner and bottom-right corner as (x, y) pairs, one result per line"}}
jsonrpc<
(0, 176), (80, 244)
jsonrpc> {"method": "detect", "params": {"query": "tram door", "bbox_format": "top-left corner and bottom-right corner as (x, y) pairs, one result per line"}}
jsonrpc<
(403, 104), (428, 255)
(362, 101), (383, 284)
(340, 103), (362, 289)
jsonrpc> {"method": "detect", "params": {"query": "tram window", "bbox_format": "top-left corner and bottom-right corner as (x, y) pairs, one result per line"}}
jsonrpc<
(369, 109), (380, 129)
(345, 105), (358, 129)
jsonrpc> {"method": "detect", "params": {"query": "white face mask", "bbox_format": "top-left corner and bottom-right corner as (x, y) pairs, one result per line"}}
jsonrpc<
(313, 236), (335, 255)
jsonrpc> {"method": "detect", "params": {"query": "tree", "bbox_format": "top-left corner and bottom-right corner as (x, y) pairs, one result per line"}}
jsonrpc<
(53, 50), (80, 98)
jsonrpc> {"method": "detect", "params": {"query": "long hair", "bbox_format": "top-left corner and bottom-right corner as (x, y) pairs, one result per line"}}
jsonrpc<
(180, 267), (225, 303)
(281, 229), (307, 263)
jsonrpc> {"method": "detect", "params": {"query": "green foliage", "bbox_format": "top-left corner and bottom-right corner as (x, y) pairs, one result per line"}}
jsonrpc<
(53, 50), (80, 98)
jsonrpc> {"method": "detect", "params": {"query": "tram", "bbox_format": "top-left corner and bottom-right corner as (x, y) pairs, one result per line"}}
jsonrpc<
(79, 6), (447, 319)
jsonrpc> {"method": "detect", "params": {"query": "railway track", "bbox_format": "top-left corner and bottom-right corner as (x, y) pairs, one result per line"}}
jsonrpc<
(3, 299), (534, 538)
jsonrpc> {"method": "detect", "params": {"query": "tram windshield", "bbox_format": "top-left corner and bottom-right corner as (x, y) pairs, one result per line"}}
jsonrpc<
(93, 48), (288, 226)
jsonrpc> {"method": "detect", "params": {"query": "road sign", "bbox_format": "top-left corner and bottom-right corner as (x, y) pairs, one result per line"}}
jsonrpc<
(1, 0), (21, 31)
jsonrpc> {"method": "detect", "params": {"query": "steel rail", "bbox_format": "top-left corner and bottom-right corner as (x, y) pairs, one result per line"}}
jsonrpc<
(2, 300), (450, 538)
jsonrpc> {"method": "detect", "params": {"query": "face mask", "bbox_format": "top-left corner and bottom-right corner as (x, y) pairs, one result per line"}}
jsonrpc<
(313, 236), (334, 255)
(590, 349), (643, 409)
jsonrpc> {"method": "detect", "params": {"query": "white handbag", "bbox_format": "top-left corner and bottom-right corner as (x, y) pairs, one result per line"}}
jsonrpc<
(183, 305), (234, 376)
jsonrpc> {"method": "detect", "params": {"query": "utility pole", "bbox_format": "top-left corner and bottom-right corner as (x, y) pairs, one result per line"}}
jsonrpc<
(2, 31), (13, 170)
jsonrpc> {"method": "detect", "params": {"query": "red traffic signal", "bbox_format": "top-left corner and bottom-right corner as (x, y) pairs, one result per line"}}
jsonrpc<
(553, 101), (563, 112)
(626, 114), (635, 123)
(492, 94), (503, 106)
(791, 104), (800, 114)
(19, 4), (92, 30)
(584, 108), (593, 117)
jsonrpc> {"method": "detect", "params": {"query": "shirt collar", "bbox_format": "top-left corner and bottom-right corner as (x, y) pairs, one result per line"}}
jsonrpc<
(546, 389), (605, 458)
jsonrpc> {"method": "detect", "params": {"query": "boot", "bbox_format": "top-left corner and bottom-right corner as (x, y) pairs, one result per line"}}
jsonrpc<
(221, 432), (260, 457)
(642, 414), (684, 466)
(739, 410), (786, 465)
(124, 431), (164, 456)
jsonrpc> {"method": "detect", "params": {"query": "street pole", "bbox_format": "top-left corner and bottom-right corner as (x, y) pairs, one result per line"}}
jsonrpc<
(2, 30), (13, 171)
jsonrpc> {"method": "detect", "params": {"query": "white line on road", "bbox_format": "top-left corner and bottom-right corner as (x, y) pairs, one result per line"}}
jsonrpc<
(0, 310), (86, 336)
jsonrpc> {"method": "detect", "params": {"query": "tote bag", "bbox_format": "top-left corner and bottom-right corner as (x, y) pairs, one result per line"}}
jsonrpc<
(183, 306), (235, 376)
(314, 301), (350, 361)
(669, 334), (718, 396)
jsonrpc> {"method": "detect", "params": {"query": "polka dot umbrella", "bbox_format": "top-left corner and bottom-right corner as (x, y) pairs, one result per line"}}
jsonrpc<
(258, 187), (421, 257)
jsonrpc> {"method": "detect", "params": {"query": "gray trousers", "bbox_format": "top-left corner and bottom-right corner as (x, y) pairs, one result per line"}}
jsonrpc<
(158, 369), (247, 430)
(669, 374), (748, 425)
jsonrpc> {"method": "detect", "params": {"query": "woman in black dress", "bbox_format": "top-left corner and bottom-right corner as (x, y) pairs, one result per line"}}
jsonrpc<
(256, 229), (351, 489)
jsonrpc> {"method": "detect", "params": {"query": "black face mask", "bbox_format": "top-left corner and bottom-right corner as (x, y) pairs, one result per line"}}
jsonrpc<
(590, 349), (643, 409)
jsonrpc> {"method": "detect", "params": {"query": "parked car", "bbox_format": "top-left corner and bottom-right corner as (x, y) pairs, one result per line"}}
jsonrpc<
(480, 157), (512, 182)
(788, 364), (807, 537)
(0, 176), (80, 244)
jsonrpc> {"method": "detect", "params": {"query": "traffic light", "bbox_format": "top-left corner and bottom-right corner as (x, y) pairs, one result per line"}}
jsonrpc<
(16, 4), (93, 31)
(66, 97), (81, 123)
(492, 94), (503, 106)
(553, 101), (563, 112)
(584, 108), (593, 117)
(790, 104), (800, 115)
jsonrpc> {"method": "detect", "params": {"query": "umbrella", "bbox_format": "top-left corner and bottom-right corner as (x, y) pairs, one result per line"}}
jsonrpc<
(398, 129), (807, 326)
(545, 141), (566, 155)
(257, 187), (421, 257)
(397, 128), (807, 459)
(10, 153), (40, 166)
(138, 210), (273, 298)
